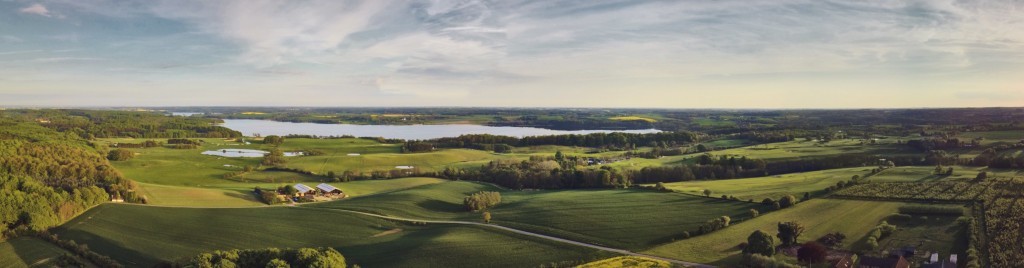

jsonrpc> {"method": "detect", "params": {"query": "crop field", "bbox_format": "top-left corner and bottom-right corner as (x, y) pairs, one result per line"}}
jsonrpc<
(54, 204), (613, 267)
(603, 139), (912, 170)
(0, 237), (80, 268)
(314, 181), (763, 249)
(642, 199), (911, 265)
(655, 167), (873, 200)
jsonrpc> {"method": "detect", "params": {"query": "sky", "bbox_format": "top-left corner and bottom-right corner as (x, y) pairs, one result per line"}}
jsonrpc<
(1, 0), (1022, 108)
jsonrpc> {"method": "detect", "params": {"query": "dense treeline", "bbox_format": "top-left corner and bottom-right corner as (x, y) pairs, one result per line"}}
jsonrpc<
(0, 119), (139, 238)
(183, 247), (346, 268)
(1, 109), (241, 138)
(403, 132), (699, 153)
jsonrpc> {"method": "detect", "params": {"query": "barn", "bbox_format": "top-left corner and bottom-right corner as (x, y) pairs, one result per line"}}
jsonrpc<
(316, 183), (343, 195)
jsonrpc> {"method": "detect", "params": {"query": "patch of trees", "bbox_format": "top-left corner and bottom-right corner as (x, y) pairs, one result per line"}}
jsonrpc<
(106, 149), (134, 161)
(38, 231), (123, 268)
(167, 138), (202, 145)
(253, 187), (283, 204)
(697, 216), (731, 234)
(2, 109), (241, 138)
(263, 135), (285, 146)
(463, 191), (502, 211)
(437, 158), (630, 190)
(865, 221), (897, 250)
(111, 140), (162, 148)
(906, 138), (965, 151)
(742, 253), (798, 268)
(183, 247), (346, 268)
(1, 119), (140, 237)
(776, 221), (805, 247)
(262, 149), (287, 166)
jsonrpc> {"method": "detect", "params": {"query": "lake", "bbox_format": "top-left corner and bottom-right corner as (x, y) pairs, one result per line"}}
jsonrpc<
(202, 149), (303, 158)
(220, 119), (660, 140)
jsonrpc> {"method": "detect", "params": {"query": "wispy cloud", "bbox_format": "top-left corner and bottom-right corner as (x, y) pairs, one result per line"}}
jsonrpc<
(19, 3), (52, 17)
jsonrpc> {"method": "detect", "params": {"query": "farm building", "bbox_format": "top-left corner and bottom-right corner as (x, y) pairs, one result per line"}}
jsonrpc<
(293, 184), (316, 197)
(316, 183), (343, 195)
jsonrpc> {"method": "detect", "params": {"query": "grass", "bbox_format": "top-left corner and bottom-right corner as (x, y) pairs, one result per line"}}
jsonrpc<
(958, 130), (1024, 145)
(642, 199), (909, 265)
(283, 149), (513, 174)
(655, 167), (874, 201)
(54, 204), (614, 267)
(135, 177), (446, 207)
(0, 237), (82, 268)
(313, 181), (763, 250)
(878, 213), (967, 264)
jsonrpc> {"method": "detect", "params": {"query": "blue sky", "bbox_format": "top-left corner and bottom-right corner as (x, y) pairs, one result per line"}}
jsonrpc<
(1, 0), (1022, 108)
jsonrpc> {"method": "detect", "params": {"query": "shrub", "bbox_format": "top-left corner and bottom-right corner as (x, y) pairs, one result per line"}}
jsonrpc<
(464, 191), (502, 211)
(106, 149), (134, 161)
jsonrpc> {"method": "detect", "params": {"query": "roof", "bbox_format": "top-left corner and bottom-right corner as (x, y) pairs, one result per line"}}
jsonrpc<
(294, 184), (314, 193)
(316, 183), (341, 193)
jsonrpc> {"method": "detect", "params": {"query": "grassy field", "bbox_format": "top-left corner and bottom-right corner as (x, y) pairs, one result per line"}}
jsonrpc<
(136, 177), (446, 207)
(642, 199), (910, 265)
(313, 181), (763, 249)
(54, 204), (614, 267)
(958, 130), (1024, 145)
(655, 167), (874, 201)
(0, 237), (83, 268)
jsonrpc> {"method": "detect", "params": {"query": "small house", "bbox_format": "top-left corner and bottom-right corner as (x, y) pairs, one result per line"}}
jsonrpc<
(316, 183), (343, 195)
(293, 184), (316, 197)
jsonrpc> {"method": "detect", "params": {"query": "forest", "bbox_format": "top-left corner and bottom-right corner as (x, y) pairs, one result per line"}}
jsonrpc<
(0, 118), (139, 239)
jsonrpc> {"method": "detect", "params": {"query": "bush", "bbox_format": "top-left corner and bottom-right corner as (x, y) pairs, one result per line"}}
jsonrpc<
(106, 149), (134, 161)
(743, 254), (798, 268)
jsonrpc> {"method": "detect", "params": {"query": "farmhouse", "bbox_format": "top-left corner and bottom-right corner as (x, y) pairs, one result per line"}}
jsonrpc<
(293, 184), (316, 197)
(316, 183), (343, 195)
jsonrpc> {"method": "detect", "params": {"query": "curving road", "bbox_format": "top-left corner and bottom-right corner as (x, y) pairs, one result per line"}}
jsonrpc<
(302, 207), (715, 268)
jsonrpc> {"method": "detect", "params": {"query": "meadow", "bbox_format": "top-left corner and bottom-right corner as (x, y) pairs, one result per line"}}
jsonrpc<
(53, 204), (613, 267)
(0, 237), (81, 268)
(134, 177), (446, 207)
(654, 167), (874, 200)
(312, 181), (764, 249)
(642, 199), (915, 265)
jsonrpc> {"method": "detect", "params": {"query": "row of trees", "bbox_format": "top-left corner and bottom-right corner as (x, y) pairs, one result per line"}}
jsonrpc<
(405, 132), (699, 153)
(38, 231), (122, 268)
(1, 109), (241, 139)
(185, 247), (346, 268)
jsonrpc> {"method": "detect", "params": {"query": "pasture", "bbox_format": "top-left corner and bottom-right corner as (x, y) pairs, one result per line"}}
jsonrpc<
(642, 199), (910, 265)
(655, 167), (874, 200)
(54, 204), (613, 267)
(0, 237), (80, 268)
(136, 177), (446, 207)
(313, 181), (763, 249)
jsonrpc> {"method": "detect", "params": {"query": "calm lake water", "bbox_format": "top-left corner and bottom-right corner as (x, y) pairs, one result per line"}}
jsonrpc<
(202, 149), (303, 158)
(220, 119), (660, 140)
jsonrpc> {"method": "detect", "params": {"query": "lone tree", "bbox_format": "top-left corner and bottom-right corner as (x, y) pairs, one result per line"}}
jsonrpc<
(750, 209), (760, 218)
(779, 195), (797, 208)
(262, 149), (287, 166)
(483, 211), (492, 223)
(797, 241), (828, 264)
(777, 221), (806, 247)
(703, 189), (712, 197)
(744, 230), (776, 257)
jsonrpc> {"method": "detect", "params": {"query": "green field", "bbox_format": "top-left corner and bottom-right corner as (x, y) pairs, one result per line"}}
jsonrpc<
(136, 177), (446, 207)
(958, 130), (1024, 145)
(642, 199), (911, 265)
(655, 167), (874, 200)
(603, 139), (911, 170)
(54, 204), (614, 267)
(313, 181), (763, 249)
(0, 237), (83, 268)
